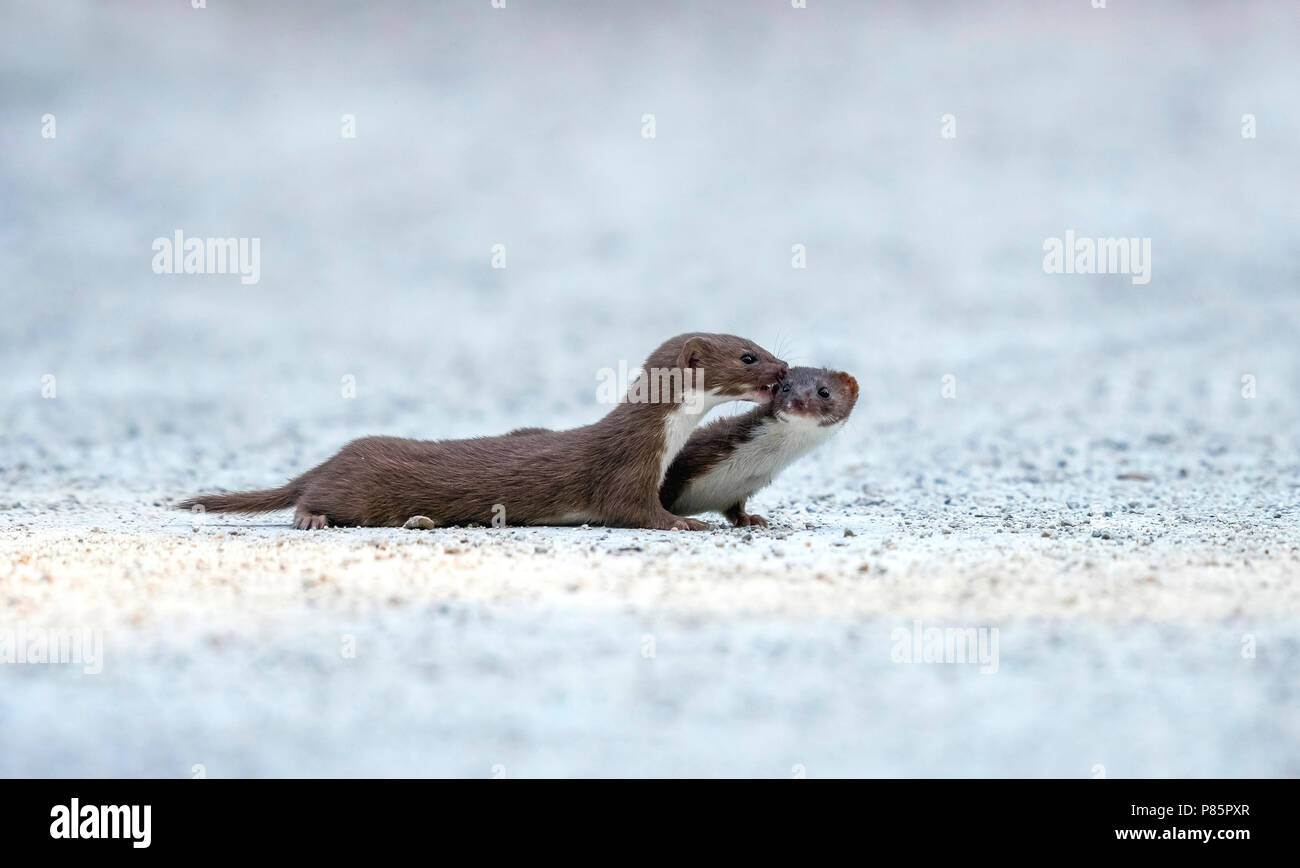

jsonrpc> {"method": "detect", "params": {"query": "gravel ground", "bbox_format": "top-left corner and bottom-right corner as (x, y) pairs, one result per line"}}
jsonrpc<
(2, 1), (1299, 776)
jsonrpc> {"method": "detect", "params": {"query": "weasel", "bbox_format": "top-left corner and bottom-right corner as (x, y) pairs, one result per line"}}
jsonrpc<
(512, 367), (859, 528)
(658, 367), (858, 527)
(179, 333), (787, 530)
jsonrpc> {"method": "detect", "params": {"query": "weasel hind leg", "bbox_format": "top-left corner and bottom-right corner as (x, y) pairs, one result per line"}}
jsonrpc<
(293, 505), (329, 530)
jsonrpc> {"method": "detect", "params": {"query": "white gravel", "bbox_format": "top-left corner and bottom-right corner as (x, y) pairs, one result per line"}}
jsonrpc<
(2, 1), (1299, 776)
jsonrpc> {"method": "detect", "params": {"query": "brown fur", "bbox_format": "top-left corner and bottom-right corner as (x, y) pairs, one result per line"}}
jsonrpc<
(658, 412), (770, 513)
(179, 334), (787, 530)
(660, 368), (858, 526)
(504, 427), (553, 437)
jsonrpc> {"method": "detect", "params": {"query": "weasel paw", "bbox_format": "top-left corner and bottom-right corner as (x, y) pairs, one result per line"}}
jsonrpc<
(670, 517), (709, 531)
(293, 507), (329, 530)
(728, 511), (769, 528)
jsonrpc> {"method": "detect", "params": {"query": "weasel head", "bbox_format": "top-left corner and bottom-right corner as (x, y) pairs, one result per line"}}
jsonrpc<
(647, 333), (788, 405)
(772, 367), (858, 427)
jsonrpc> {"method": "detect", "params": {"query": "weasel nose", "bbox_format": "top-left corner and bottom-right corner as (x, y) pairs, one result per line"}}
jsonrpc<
(776, 362), (789, 380)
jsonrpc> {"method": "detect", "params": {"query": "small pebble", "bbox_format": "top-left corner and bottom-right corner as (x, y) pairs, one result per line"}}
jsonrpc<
(403, 516), (437, 530)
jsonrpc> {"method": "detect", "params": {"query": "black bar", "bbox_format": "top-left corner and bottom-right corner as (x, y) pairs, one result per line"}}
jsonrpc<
(1, 780), (1285, 854)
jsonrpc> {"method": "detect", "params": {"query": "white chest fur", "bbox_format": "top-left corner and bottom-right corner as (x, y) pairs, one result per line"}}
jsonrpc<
(658, 389), (728, 486)
(673, 415), (843, 515)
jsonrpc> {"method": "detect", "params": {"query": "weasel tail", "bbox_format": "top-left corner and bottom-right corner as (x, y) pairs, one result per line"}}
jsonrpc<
(178, 483), (299, 514)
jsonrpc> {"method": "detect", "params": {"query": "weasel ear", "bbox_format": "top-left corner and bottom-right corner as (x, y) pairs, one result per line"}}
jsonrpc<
(837, 372), (859, 400)
(677, 336), (705, 370)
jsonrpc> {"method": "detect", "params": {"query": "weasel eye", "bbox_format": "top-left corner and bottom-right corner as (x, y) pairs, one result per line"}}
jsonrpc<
(818, 387), (831, 399)
(740, 354), (757, 364)
(781, 383), (791, 392)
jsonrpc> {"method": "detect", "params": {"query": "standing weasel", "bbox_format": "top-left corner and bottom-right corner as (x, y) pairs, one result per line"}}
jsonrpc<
(179, 333), (787, 530)
(658, 367), (858, 527)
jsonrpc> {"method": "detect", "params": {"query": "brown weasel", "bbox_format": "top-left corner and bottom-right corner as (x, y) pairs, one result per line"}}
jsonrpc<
(179, 333), (787, 530)
(658, 367), (858, 527)
(508, 367), (859, 527)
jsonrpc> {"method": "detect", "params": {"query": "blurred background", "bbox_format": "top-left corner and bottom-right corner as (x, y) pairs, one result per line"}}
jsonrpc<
(3, 0), (1298, 488)
(1, 1), (1298, 776)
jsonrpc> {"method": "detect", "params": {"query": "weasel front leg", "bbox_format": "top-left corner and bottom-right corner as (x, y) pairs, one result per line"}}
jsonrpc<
(671, 515), (710, 531)
(649, 508), (709, 531)
(612, 505), (709, 531)
(724, 501), (768, 528)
